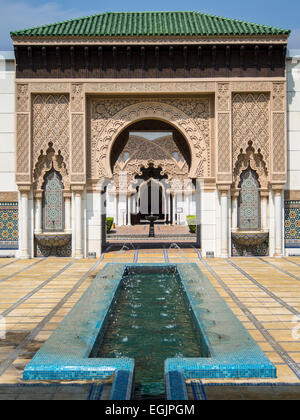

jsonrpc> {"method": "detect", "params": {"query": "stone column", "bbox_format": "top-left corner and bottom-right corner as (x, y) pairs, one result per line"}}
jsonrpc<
(172, 193), (176, 225)
(19, 186), (31, 259)
(73, 187), (83, 259)
(231, 190), (239, 232)
(64, 191), (72, 233)
(34, 191), (43, 234)
(127, 195), (131, 226)
(219, 186), (230, 258)
(260, 190), (269, 232)
(273, 186), (284, 257)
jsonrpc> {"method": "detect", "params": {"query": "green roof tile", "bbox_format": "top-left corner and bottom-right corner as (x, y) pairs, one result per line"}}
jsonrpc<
(10, 11), (290, 38)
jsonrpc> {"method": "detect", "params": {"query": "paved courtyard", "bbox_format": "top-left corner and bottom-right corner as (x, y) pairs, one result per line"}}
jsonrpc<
(0, 249), (300, 399)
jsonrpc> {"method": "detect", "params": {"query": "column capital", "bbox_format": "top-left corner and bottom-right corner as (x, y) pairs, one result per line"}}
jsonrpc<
(231, 188), (240, 199)
(271, 184), (285, 195)
(33, 189), (43, 199)
(203, 178), (216, 192)
(19, 185), (31, 194)
(217, 184), (231, 195)
(260, 189), (269, 198)
(71, 185), (85, 194)
(63, 190), (72, 199)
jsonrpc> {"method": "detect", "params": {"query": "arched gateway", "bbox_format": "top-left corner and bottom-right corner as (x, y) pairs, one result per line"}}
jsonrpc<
(11, 11), (289, 258)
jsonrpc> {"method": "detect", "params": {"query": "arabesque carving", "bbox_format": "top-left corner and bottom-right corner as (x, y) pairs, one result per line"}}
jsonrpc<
(33, 142), (70, 191)
(232, 141), (268, 189)
(89, 98), (211, 180)
(232, 93), (270, 171)
(32, 94), (70, 172)
(112, 135), (189, 190)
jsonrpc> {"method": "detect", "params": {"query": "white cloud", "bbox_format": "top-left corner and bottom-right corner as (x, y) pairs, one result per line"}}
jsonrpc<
(0, 0), (98, 50)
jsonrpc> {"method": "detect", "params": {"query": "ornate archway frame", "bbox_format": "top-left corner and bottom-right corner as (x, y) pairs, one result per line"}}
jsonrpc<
(92, 100), (210, 180)
(111, 133), (190, 190)
(15, 79), (286, 192)
(33, 142), (70, 192)
(232, 141), (269, 190)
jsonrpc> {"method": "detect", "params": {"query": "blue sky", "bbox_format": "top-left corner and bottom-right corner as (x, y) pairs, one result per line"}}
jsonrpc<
(1, 0), (299, 50)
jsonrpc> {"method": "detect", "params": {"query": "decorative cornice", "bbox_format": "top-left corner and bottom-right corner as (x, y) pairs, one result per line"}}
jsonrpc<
(0, 192), (19, 202)
(12, 35), (289, 46)
(284, 190), (300, 201)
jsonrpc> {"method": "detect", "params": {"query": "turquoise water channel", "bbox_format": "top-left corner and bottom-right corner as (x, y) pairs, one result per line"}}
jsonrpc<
(91, 267), (206, 399)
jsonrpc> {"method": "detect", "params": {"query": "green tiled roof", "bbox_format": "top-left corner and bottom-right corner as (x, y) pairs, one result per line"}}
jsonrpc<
(10, 11), (290, 38)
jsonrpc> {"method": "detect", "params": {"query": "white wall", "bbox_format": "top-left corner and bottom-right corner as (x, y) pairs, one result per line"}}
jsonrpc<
(0, 52), (16, 192)
(287, 50), (300, 192)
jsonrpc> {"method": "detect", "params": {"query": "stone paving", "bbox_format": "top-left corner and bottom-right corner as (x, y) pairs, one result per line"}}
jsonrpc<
(0, 249), (300, 399)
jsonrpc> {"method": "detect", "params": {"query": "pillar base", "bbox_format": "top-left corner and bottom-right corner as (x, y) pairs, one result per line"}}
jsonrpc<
(19, 251), (30, 259)
(273, 252), (283, 258)
(220, 252), (229, 259)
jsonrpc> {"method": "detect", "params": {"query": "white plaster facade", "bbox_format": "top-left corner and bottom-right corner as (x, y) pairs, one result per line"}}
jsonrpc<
(0, 52), (17, 193)
(0, 51), (299, 258)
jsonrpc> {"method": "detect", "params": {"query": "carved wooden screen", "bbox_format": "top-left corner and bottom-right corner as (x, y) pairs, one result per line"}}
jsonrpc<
(43, 170), (64, 232)
(238, 168), (260, 231)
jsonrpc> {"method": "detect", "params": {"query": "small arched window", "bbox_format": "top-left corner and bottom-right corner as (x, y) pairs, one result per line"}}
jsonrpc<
(238, 167), (260, 231)
(42, 169), (64, 232)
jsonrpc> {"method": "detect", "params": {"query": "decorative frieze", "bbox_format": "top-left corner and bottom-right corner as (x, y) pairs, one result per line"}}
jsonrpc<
(271, 82), (286, 180)
(32, 94), (70, 174)
(89, 97), (212, 180)
(16, 84), (29, 112)
(70, 83), (85, 184)
(216, 82), (231, 176)
(71, 114), (85, 174)
(232, 92), (270, 173)
(16, 113), (30, 180)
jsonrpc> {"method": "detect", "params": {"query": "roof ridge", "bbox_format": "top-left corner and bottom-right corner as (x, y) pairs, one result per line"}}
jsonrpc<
(10, 11), (290, 38)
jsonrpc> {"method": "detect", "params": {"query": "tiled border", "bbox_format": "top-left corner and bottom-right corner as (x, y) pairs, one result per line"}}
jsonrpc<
(165, 263), (276, 379)
(1, 260), (76, 318)
(195, 253), (300, 381)
(0, 257), (104, 378)
(0, 259), (20, 269)
(283, 257), (300, 268)
(258, 257), (300, 282)
(22, 263), (135, 400)
(227, 259), (300, 316)
(0, 258), (45, 284)
(22, 261), (276, 401)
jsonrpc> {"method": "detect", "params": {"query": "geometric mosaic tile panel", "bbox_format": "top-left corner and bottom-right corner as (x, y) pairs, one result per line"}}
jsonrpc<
(35, 237), (72, 257)
(232, 239), (269, 257)
(285, 200), (300, 248)
(0, 202), (18, 250)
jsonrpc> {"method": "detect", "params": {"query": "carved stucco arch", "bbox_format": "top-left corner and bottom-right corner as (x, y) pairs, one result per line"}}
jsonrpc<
(94, 101), (208, 179)
(33, 142), (70, 191)
(112, 134), (189, 190)
(232, 141), (269, 190)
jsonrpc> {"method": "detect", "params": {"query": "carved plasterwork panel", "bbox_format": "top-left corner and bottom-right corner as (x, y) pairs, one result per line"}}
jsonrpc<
(33, 142), (70, 191)
(272, 112), (285, 173)
(272, 83), (285, 112)
(271, 82), (286, 178)
(16, 113), (30, 176)
(71, 114), (84, 174)
(89, 97), (211, 180)
(232, 141), (268, 190)
(86, 82), (215, 94)
(71, 83), (84, 113)
(16, 84), (29, 112)
(32, 94), (70, 173)
(113, 135), (189, 190)
(216, 82), (231, 174)
(232, 93), (270, 172)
